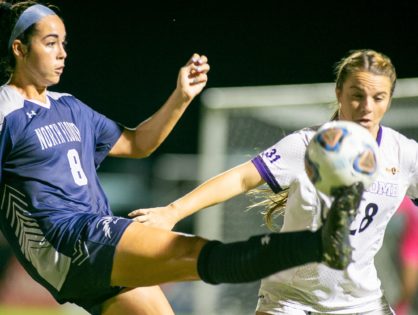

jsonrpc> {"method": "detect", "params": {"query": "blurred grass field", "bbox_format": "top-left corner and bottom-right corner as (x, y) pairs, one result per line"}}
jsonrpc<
(0, 307), (70, 315)
(0, 306), (191, 315)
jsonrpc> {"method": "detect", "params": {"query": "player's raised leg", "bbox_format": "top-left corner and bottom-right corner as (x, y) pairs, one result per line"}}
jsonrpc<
(111, 222), (206, 287)
(110, 221), (323, 287)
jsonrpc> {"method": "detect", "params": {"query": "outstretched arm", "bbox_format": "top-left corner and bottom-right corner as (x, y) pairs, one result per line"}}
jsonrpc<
(110, 53), (210, 158)
(129, 160), (265, 229)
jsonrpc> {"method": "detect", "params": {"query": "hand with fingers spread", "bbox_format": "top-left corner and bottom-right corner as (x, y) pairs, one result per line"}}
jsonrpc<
(176, 53), (210, 102)
(128, 205), (179, 231)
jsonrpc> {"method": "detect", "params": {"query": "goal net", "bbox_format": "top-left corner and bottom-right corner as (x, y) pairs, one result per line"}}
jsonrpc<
(193, 78), (418, 315)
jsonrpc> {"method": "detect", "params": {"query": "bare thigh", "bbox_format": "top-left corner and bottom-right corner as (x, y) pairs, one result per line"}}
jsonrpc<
(111, 222), (208, 287)
(102, 286), (174, 315)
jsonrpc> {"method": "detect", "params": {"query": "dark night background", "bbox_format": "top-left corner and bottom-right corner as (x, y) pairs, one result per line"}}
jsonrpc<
(50, 1), (418, 156)
(0, 2), (417, 312)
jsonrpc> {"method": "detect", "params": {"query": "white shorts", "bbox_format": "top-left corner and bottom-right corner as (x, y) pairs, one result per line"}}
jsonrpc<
(256, 295), (394, 315)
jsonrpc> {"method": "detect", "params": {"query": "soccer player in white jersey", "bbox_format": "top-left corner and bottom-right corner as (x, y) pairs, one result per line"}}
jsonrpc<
(0, 1), (359, 314)
(131, 49), (418, 315)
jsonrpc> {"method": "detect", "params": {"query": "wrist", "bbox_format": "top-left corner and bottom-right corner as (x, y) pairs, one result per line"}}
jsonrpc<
(168, 202), (182, 222)
(171, 88), (192, 107)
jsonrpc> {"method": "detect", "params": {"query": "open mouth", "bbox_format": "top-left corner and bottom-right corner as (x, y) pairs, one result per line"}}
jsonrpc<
(357, 118), (371, 125)
(55, 67), (64, 74)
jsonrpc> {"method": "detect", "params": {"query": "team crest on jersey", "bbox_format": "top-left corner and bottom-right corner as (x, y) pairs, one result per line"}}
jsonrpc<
(385, 166), (399, 175)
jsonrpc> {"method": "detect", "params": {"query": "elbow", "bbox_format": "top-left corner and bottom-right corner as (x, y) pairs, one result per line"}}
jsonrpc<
(132, 146), (156, 158)
(138, 151), (153, 158)
(131, 151), (152, 159)
(239, 161), (264, 192)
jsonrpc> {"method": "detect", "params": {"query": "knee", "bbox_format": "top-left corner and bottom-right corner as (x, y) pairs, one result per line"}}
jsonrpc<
(170, 233), (208, 261)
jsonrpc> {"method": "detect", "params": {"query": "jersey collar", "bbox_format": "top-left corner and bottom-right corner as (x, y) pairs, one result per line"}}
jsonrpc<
(376, 125), (382, 146)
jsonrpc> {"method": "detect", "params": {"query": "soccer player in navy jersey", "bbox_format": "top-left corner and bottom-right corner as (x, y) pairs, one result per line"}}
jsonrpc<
(0, 1), (362, 314)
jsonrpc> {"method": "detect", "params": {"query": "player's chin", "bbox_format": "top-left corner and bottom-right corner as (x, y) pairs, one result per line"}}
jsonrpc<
(356, 120), (373, 130)
(46, 76), (62, 86)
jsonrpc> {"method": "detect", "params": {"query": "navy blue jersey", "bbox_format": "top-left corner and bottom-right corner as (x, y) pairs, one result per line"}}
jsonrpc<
(0, 85), (124, 296)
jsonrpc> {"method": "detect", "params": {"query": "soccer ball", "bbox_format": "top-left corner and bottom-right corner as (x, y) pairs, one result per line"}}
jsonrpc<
(304, 120), (379, 196)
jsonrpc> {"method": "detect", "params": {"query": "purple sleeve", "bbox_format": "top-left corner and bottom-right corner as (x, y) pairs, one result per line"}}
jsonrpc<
(251, 156), (282, 193)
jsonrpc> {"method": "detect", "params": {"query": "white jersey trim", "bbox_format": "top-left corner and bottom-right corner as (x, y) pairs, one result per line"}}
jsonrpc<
(0, 85), (25, 131)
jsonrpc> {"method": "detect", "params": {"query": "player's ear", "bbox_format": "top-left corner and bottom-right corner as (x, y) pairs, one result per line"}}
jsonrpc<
(335, 88), (341, 103)
(11, 40), (28, 58)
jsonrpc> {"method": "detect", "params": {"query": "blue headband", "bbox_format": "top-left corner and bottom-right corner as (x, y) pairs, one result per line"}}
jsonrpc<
(8, 4), (56, 49)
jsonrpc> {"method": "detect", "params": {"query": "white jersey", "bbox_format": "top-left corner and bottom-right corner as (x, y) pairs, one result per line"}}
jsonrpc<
(251, 125), (418, 313)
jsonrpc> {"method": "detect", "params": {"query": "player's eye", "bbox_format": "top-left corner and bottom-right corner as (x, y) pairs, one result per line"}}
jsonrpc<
(374, 94), (386, 102)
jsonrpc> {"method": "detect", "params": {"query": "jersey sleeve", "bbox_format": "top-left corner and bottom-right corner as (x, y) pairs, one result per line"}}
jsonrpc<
(65, 95), (124, 167)
(90, 110), (124, 166)
(51, 93), (125, 168)
(251, 130), (309, 193)
(0, 118), (13, 184)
